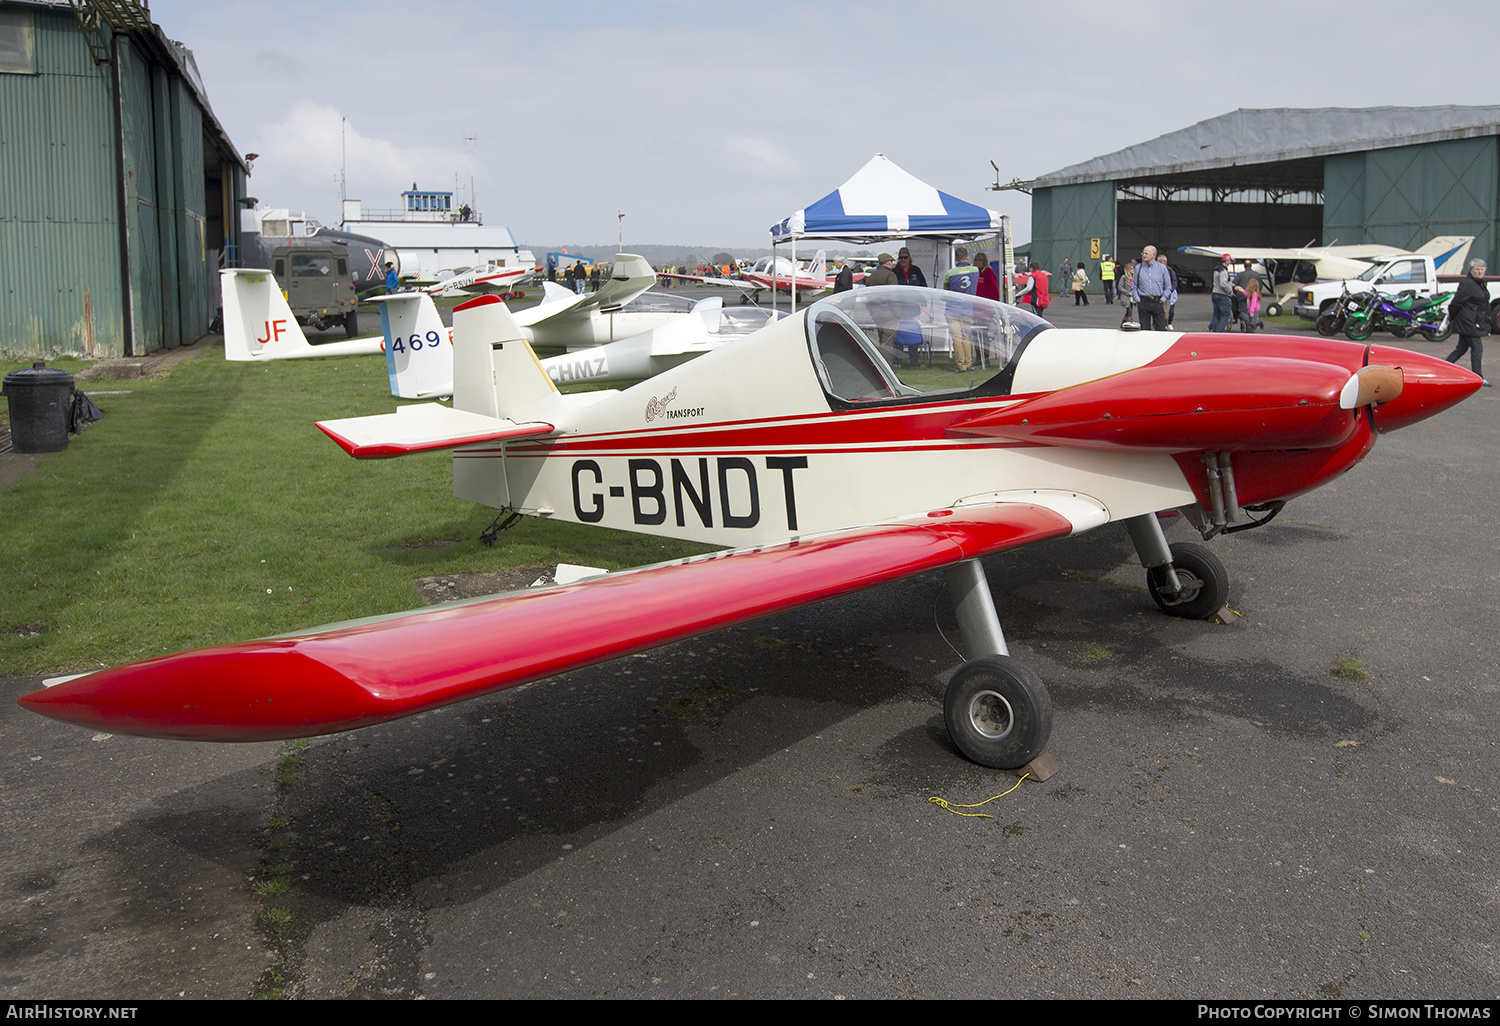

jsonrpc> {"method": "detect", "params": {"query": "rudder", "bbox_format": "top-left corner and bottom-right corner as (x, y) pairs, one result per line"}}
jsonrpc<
(221, 268), (314, 360)
(378, 292), (453, 399)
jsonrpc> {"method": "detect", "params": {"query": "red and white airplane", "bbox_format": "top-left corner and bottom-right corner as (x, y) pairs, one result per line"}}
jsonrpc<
(418, 262), (532, 299)
(664, 250), (858, 304)
(21, 287), (1481, 772)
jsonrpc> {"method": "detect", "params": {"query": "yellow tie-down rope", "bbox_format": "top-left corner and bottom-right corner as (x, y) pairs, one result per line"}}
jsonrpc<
(927, 773), (1031, 818)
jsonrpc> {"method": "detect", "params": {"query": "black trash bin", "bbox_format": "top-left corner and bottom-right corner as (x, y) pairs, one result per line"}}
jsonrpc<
(2, 362), (74, 453)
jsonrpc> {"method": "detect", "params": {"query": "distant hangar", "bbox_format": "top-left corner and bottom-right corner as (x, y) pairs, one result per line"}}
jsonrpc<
(1027, 106), (1500, 274)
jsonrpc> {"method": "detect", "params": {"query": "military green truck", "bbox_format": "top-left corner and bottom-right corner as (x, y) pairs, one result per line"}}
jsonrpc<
(271, 245), (361, 336)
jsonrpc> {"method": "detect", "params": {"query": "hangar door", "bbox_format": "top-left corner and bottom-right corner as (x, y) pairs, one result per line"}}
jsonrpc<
(1325, 137), (1499, 269)
(1030, 182), (1114, 279)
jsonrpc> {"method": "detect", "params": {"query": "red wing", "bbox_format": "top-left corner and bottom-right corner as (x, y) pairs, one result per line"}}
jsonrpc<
(19, 503), (1074, 742)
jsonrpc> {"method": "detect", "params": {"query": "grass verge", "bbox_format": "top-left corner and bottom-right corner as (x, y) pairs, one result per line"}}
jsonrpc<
(0, 353), (716, 674)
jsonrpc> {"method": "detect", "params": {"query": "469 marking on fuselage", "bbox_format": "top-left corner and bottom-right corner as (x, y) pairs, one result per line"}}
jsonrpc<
(390, 330), (447, 354)
(571, 456), (809, 531)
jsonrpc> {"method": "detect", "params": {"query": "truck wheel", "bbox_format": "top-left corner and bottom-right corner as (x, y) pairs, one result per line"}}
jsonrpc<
(344, 311), (359, 338)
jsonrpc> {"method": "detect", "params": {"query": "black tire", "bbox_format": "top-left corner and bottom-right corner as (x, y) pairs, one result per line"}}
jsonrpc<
(1148, 543), (1229, 620)
(1265, 301), (1282, 318)
(739, 294), (750, 305)
(1491, 302), (1500, 335)
(343, 311), (359, 338)
(943, 656), (1053, 770)
(1316, 309), (1344, 337)
(1344, 316), (1374, 342)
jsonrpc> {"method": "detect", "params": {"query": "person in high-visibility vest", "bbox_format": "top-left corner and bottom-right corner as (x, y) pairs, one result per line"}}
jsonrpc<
(1099, 255), (1117, 305)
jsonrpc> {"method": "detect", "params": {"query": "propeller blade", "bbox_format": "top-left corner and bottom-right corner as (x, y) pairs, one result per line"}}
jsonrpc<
(1339, 365), (1404, 409)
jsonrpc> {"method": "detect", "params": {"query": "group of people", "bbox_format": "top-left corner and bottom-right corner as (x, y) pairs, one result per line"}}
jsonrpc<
(1052, 256), (1118, 307)
(545, 258), (597, 294)
(1207, 253), (1272, 333)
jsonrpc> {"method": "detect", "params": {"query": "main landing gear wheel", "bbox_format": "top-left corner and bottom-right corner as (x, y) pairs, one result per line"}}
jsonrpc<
(1265, 301), (1282, 318)
(943, 656), (1053, 770)
(1148, 543), (1229, 620)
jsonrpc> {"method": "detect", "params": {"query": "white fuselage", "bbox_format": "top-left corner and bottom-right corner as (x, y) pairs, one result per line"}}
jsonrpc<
(453, 314), (1195, 548)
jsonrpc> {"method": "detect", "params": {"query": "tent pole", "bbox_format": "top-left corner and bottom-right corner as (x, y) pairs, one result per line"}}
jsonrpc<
(791, 237), (797, 315)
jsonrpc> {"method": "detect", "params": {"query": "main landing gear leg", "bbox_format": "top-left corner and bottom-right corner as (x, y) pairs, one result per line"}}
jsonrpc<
(1124, 513), (1231, 621)
(940, 559), (1055, 774)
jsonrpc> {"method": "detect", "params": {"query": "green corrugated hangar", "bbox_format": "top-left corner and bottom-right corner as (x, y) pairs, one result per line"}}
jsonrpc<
(1027, 106), (1500, 280)
(0, 0), (249, 358)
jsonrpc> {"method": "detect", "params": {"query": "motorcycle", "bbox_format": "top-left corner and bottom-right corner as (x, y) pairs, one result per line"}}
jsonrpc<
(1343, 288), (1454, 343)
(1315, 281), (1360, 337)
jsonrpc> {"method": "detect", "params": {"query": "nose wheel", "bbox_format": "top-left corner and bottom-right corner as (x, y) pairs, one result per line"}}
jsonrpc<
(1146, 542), (1229, 620)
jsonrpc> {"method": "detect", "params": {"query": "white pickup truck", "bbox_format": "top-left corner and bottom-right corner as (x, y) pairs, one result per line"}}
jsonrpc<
(1296, 254), (1500, 330)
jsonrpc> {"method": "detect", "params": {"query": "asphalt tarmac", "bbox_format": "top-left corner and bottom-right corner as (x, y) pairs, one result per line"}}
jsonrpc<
(3, 297), (1496, 1000)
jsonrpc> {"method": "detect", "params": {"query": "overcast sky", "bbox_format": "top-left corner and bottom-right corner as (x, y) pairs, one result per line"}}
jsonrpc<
(148, 0), (1500, 250)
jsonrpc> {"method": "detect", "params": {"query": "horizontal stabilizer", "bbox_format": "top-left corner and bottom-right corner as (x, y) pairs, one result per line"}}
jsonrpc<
(316, 403), (554, 459)
(17, 502), (1074, 741)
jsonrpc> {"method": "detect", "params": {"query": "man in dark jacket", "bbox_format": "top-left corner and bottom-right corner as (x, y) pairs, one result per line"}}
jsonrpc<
(832, 257), (854, 293)
(893, 247), (927, 287)
(1446, 258), (1492, 386)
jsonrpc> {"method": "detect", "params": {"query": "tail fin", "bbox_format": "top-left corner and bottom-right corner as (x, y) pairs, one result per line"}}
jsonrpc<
(593, 253), (658, 310)
(376, 292), (454, 399)
(451, 294), (560, 420)
(538, 280), (577, 307)
(809, 249), (827, 280)
(221, 268), (314, 360)
(693, 295), (724, 334)
(1414, 236), (1475, 275)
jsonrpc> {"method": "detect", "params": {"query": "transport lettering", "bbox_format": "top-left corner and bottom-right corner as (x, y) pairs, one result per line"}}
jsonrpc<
(570, 456), (808, 530)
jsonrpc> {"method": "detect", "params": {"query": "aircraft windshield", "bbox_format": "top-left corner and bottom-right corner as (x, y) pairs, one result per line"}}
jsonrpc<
(803, 286), (1050, 404)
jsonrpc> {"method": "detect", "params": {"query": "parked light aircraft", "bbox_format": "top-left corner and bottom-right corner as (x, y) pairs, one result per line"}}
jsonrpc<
(22, 287), (1481, 772)
(1178, 236), (1475, 314)
(664, 250), (857, 304)
(419, 263), (531, 298)
(219, 261), (776, 398)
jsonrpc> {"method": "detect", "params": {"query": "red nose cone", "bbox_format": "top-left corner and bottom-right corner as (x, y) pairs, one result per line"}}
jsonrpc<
(1365, 345), (1484, 432)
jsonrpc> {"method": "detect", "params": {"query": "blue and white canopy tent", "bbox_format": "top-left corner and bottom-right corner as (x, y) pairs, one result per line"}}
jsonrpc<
(769, 153), (1010, 311)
